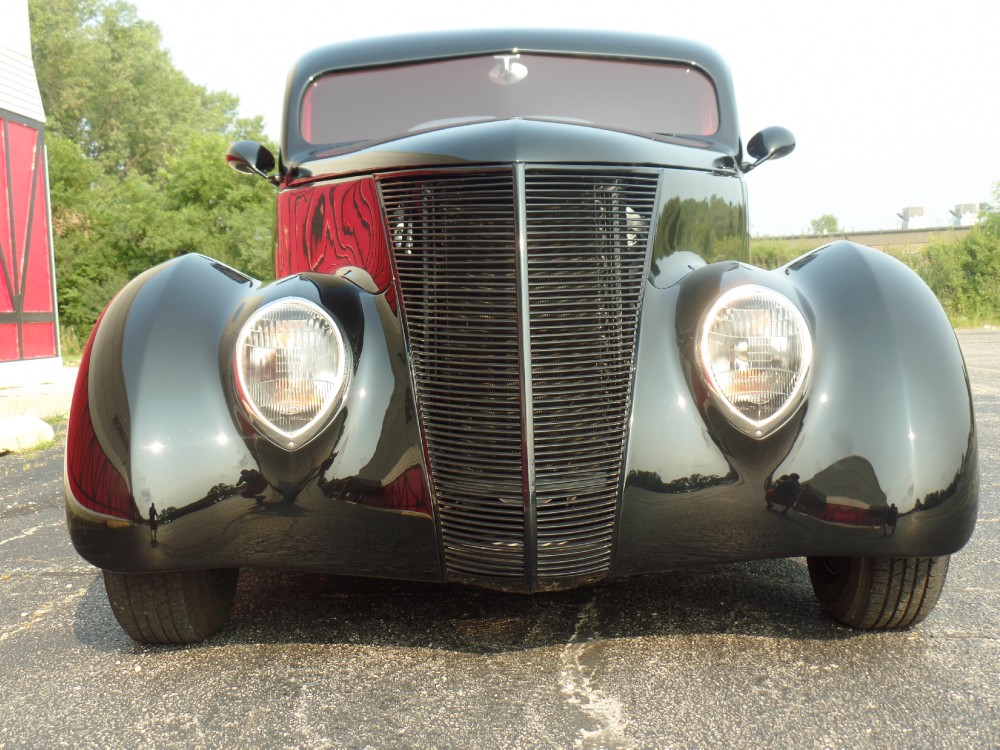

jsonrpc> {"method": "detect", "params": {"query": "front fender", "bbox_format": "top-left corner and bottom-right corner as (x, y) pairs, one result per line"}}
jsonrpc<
(617, 241), (977, 573)
(65, 253), (441, 579)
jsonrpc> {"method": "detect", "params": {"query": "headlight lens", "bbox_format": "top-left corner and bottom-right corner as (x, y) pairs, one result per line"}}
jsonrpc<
(698, 285), (812, 437)
(235, 298), (350, 448)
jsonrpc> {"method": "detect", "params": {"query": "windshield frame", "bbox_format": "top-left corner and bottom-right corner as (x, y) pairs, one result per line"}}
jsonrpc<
(299, 53), (721, 151)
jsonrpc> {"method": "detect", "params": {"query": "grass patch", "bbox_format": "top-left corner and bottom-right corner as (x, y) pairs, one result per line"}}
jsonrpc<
(59, 328), (84, 365)
(18, 437), (58, 463)
(43, 412), (69, 427)
(949, 318), (1000, 330)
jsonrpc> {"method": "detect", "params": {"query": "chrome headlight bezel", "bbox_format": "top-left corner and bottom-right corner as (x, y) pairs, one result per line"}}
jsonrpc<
(697, 284), (813, 438)
(233, 297), (351, 449)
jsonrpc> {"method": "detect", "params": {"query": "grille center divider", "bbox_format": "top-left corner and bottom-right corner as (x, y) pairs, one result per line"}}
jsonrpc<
(380, 167), (660, 587)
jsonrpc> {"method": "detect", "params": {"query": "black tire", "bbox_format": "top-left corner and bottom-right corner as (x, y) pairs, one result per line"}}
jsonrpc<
(102, 569), (240, 644)
(807, 555), (949, 630)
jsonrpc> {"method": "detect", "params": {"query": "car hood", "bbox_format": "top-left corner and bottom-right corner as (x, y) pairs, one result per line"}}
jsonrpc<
(284, 118), (737, 185)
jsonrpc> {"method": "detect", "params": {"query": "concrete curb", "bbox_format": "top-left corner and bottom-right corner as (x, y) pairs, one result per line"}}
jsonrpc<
(0, 414), (55, 453)
(0, 365), (78, 453)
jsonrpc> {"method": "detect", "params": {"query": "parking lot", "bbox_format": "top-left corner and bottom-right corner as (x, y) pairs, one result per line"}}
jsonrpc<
(1, 330), (997, 749)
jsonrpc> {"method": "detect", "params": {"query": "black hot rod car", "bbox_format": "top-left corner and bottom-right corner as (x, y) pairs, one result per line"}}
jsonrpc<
(65, 30), (978, 643)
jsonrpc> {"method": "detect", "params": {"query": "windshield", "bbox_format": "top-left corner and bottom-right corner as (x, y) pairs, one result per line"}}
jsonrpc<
(301, 54), (719, 147)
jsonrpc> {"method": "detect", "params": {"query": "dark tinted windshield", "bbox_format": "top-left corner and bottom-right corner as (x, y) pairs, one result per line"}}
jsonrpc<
(302, 54), (719, 146)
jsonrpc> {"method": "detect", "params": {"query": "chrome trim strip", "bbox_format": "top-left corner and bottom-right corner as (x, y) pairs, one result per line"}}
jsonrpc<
(514, 163), (538, 586)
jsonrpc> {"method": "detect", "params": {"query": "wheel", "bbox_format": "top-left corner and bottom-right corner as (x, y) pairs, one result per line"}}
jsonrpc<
(807, 555), (950, 630)
(102, 569), (240, 644)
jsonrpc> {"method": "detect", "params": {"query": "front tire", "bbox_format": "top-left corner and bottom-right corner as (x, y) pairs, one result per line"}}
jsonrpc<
(807, 555), (949, 630)
(103, 569), (239, 644)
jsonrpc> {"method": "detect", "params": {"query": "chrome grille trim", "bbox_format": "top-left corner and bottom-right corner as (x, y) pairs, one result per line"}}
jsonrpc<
(514, 164), (539, 584)
(380, 167), (660, 585)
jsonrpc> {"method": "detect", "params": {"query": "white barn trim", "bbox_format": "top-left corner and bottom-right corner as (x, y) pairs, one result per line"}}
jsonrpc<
(0, 0), (45, 123)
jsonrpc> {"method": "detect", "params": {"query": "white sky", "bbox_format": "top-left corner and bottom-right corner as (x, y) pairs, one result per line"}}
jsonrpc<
(127, 0), (999, 236)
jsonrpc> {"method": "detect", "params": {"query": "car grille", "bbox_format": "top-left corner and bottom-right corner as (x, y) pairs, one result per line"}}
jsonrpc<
(380, 167), (659, 587)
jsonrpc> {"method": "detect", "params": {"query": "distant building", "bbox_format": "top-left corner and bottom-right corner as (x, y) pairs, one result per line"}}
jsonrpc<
(897, 206), (926, 230)
(898, 204), (983, 230)
(752, 226), (974, 261)
(950, 203), (982, 227)
(0, 0), (61, 384)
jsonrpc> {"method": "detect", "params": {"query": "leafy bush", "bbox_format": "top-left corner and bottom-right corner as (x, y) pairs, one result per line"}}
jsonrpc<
(749, 240), (804, 270)
(896, 198), (1000, 326)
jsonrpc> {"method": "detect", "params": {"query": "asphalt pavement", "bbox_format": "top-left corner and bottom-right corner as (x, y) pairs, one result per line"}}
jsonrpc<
(0, 331), (996, 749)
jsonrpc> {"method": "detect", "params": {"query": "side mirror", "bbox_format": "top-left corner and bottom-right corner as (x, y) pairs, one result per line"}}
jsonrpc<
(226, 140), (277, 182)
(742, 126), (795, 173)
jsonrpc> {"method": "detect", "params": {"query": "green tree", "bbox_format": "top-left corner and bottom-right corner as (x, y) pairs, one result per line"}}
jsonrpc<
(30, 0), (238, 176)
(29, 0), (276, 344)
(810, 214), (840, 235)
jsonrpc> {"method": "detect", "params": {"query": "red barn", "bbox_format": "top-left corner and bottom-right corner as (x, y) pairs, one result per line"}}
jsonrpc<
(0, 0), (60, 383)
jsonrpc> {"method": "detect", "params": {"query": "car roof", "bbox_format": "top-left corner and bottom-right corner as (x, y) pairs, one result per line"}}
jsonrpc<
(292, 28), (732, 76)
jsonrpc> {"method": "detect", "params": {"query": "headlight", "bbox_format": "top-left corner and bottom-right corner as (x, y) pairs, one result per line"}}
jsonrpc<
(234, 298), (350, 448)
(698, 285), (812, 438)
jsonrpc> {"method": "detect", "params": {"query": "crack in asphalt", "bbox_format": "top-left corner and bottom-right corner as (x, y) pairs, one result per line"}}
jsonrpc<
(559, 596), (632, 749)
(0, 520), (63, 548)
(0, 586), (88, 643)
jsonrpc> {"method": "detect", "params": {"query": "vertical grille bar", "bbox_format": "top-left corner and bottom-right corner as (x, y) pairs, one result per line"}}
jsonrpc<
(513, 164), (538, 586)
(381, 167), (659, 585)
